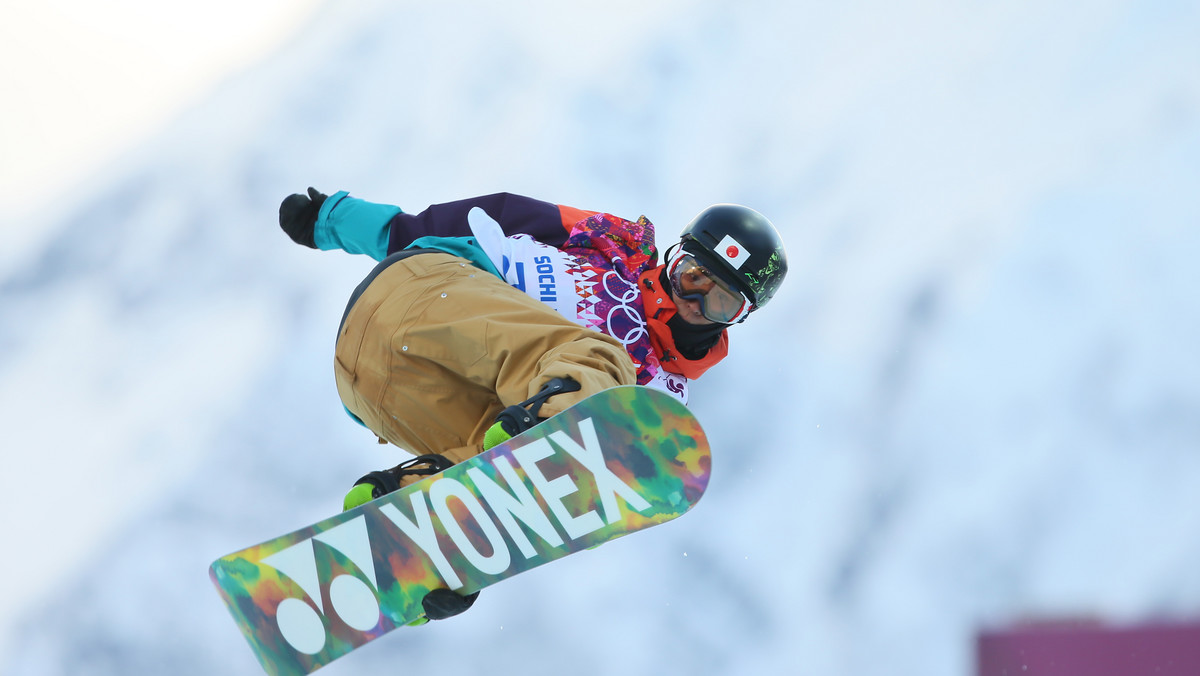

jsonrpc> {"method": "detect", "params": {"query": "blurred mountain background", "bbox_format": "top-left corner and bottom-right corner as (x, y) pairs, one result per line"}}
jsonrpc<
(2, 1), (1198, 674)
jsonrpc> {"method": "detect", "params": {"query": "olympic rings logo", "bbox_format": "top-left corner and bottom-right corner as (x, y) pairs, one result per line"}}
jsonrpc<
(601, 271), (649, 346)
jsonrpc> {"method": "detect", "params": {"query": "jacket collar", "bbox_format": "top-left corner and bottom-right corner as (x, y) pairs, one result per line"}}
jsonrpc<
(638, 267), (729, 379)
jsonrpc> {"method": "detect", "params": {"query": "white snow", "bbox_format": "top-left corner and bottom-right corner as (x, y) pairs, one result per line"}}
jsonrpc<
(1, 0), (1198, 674)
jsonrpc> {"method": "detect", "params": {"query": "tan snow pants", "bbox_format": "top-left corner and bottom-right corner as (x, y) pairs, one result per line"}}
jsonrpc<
(334, 252), (636, 471)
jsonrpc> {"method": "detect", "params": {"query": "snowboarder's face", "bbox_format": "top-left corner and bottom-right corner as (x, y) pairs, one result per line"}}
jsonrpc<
(669, 286), (719, 325)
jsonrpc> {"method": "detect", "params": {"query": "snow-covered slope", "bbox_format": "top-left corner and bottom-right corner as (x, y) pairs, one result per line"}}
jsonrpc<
(2, 1), (1198, 674)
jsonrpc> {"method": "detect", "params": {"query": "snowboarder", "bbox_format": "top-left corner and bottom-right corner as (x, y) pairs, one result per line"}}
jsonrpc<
(278, 189), (787, 620)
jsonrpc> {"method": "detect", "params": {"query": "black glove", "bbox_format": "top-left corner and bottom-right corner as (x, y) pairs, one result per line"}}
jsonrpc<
(422, 588), (480, 620)
(278, 187), (327, 248)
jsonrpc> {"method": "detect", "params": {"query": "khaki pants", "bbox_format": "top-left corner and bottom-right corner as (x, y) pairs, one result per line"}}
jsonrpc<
(334, 253), (636, 471)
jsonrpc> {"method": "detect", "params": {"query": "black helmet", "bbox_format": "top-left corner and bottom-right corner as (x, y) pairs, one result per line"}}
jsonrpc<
(677, 204), (788, 310)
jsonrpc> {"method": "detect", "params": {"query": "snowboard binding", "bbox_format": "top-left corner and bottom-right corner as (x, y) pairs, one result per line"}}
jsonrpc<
(493, 376), (582, 437)
(349, 453), (455, 503)
(343, 453), (479, 624)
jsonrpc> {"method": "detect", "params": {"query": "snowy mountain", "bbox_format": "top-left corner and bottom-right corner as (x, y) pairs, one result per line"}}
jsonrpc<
(2, 1), (1199, 674)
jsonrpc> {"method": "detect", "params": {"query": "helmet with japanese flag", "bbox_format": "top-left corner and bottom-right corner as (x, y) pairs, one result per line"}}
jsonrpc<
(674, 204), (788, 315)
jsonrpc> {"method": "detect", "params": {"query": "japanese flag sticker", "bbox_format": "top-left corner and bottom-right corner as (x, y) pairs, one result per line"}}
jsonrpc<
(716, 234), (751, 269)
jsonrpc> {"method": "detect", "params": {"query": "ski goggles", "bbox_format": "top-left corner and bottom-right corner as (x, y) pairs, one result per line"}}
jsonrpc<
(667, 251), (752, 324)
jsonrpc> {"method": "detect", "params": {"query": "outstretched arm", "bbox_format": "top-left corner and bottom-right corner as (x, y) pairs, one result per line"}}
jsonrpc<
(280, 189), (599, 261)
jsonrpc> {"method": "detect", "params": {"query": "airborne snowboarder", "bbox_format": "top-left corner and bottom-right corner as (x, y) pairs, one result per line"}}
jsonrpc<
(278, 189), (787, 621)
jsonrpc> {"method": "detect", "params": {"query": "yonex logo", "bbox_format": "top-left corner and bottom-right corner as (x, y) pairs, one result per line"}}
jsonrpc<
(257, 417), (651, 655)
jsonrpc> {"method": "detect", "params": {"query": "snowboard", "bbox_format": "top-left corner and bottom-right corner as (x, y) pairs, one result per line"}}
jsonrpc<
(210, 385), (711, 676)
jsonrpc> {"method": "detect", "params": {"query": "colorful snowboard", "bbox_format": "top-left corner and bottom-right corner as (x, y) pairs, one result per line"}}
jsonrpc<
(210, 385), (711, 676)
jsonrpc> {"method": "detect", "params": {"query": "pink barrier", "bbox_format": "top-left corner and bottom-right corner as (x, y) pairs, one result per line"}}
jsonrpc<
(978, 620), (1200, 675)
